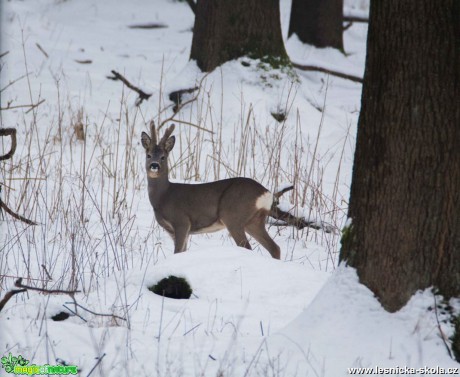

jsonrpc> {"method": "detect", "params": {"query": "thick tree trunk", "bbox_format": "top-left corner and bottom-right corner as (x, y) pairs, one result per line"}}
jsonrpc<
(190, 0), (288, 72)
(340, 1), (460, 312)
(288, 0), (343, 51)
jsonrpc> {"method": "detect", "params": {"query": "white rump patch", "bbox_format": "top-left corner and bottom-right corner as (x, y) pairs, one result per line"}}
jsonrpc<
(255, 191), (273, 211)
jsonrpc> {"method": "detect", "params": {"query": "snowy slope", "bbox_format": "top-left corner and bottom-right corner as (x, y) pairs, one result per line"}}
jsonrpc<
(1, 0), (457, 376)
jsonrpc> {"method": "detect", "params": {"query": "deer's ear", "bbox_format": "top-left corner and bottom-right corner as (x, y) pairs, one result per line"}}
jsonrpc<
(141, 132), (151, 150)
(164, 135), (175, 153)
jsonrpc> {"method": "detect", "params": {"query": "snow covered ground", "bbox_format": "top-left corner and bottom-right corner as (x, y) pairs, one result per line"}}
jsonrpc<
(1, 0), (458, 376)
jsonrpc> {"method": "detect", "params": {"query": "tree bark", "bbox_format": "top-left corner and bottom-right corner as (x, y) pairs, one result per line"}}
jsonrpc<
(288, 0), (343, 51)
(190, 0), (288, 72)
(340, 1), (460, 312)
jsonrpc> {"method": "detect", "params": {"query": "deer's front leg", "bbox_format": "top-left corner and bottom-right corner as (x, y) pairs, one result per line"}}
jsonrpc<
(173, 221), (191, 253)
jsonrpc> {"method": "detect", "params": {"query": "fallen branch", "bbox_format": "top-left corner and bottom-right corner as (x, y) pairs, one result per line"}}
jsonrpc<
(270, 186), (336, 233)
(343, 15), (369, 23)
(0, 130), (38, 225)
(15, 278), (80, 295)
(0, 198), (37, 225)
(107, 70), (152, 106)
(270, 205), (327, 232)
(168, 87), (199, 113)
(292, 62), (363, 83)
(128, 23), (167, 29)
(0, 128), (17, 161)
(0, 288), (27, 312)
(274, 185), (294, 200)
(74, 59), (92, 64)
(160, 90), (199, 127)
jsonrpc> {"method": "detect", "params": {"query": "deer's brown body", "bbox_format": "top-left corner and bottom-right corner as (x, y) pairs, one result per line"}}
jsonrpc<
(141, 122), (280, 259)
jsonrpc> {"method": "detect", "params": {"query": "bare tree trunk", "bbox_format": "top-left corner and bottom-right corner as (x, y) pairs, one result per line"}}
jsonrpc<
(340, 1), (460, 312)
(190, 0), (288, 72)
(288, 0), (343, 51)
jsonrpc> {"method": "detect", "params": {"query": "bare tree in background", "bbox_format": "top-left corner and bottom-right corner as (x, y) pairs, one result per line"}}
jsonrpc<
(190, 0), (289, 72)
(288, 0), (343, 51)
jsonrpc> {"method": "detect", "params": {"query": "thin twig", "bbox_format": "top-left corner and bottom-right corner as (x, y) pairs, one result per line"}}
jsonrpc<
(107, 70), (152, 106)
(62, 304), (87, 323)
(158, 73), (210, 130)
(65, 301), (127, 321)
(0, 274), (50, 282)
(183, 323), (201, 336)
(1, 73), (29, 93)
(0, 98), (46, 111)
(35, 43), (49, 58)
(158, 93), (199, 129)
(86, 353), (106, 377)
(292, 62), (363, 83)
(15, 278), (80, 294)
(343, 22), (353, 31)
(41, 264), (53, 281)
(0, 51), (9, 59)
(163, 118), (213, 134)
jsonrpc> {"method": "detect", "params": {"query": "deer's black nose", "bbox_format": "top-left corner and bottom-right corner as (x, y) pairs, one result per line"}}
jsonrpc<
(150, 163), (160, 171)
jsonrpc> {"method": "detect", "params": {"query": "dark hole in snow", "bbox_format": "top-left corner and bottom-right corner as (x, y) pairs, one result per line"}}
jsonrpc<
(271, 110), (287, 123)
(52, 312), (70, 321)
(148, 276), (192, 299)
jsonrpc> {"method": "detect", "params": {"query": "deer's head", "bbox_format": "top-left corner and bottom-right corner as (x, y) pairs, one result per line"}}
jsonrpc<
(141, 121), (175, 179)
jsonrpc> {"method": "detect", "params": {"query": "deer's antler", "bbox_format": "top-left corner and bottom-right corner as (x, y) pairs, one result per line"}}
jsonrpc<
(149, 120), (158, 145)
(159, 124), (175, 145)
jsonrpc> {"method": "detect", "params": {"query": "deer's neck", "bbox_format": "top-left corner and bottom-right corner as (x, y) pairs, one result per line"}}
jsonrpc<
(148, 173), (170, 209)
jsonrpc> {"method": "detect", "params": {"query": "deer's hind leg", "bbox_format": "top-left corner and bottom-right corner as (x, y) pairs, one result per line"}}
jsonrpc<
(219, 190), (256, 251)
(245, 212), (280, 259)
(226, 225), (252, 250)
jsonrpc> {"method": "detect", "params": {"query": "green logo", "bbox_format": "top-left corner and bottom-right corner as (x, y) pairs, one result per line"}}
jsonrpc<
(1, 353), (28, 373)
(1, 353), (78, 375)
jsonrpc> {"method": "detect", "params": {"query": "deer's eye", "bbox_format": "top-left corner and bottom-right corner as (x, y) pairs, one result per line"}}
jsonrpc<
(161, 156), (165, 161)
(147, 154), (152, 159)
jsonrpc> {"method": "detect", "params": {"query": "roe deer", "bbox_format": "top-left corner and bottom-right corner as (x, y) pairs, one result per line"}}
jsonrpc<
(141, 121), (283, 259)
